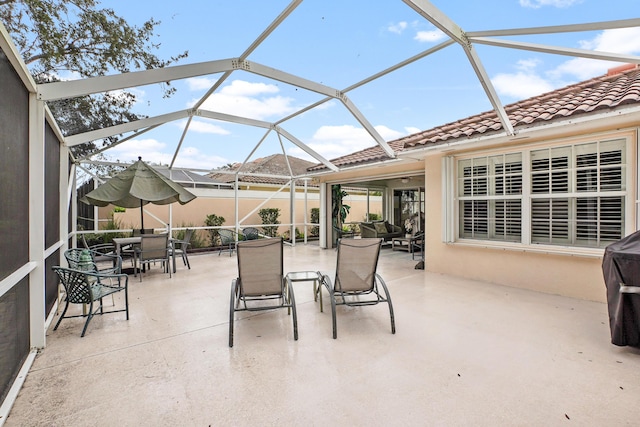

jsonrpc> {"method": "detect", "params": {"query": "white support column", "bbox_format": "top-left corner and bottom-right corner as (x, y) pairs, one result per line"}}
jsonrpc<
(234, 175), (239, 233)
(319, 183), (328, 249)
(290, 179), (296, 246)
(28, 93), (46, 348)
(59, 145), (69, 259)
(70, 164), (78, 249)
(303, 179), (308, 244)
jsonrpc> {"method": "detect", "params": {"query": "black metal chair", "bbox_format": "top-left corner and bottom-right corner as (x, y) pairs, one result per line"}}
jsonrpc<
(241, 227), (260, 240)
(52, 266), (129, 337)
(229, 238), (297, 347)
(317, 238), (395, 339)
(65, 247), (122, 274)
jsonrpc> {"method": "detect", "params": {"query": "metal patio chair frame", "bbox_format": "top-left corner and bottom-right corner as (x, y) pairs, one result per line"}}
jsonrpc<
(318, 238), (395, 339)
(52, 266), (129, 337)
(229, 237), (297, 347)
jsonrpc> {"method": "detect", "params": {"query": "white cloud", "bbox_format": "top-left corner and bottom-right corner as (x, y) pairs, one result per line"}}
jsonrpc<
(104, 139), (173, 165)
(388, 21), (408, 34)
(519, 0), (582, 8)
(186, 77), (218, 91)
(405, 126), (421, 134)
(551, 27), (640, 80)
(493, 27), (640, 100)
(175, 147), (229, 169)
(104, 138), (229, 170)
(192, 79), (297, 120)
(288, 124), (406, 161)
(414, 29), (447, 43)
(492, 58), (557, 99)
(175, 119), (230, 135)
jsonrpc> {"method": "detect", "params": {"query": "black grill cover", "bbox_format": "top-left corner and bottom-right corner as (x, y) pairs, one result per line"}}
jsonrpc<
(602, 230), (640, 347)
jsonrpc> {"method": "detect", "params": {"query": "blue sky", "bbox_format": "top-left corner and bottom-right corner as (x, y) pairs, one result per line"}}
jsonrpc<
(92, 0), (640, 171)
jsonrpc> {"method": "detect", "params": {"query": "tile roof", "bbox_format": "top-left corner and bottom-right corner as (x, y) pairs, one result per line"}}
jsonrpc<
(208, 154), (316, 186)
(308, 64), (640, 172)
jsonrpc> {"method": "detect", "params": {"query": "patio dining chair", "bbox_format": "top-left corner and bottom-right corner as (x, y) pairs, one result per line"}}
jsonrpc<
(52, 266), (129, 337)
(218, 229), (238, 256)
(171, 228), (193, 269)
(229, 237), (297, 347)
(317, 238), (395, 339)
(134, 233), (172, 281)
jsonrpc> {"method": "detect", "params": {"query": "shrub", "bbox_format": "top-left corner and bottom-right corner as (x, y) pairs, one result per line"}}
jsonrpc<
(310, 207), (319, 236)
(204, 214), (225, 247)
(258, 208), (280, 237)
(367, 213), (381, 221)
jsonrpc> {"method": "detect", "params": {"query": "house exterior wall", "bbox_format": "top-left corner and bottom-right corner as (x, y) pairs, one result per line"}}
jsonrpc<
(424, 153), (609, 303)
(318, 128), (637, 303)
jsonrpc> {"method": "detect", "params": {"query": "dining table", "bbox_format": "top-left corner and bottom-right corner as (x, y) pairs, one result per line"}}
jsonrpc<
(112, 235), (178, 274)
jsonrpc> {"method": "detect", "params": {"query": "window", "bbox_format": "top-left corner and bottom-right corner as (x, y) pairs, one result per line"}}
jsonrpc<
(458, 154), (522, 241)
(455, 138), (626, 249)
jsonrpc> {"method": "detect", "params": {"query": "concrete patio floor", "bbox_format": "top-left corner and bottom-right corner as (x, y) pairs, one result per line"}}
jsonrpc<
(5, 243), (640, 426)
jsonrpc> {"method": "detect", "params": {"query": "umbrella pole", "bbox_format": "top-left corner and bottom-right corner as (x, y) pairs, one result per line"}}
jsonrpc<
(140, 200), (144, 231)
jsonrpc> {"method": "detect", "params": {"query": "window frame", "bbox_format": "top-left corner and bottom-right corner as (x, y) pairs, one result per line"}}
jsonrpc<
(448, 132), (635, 256)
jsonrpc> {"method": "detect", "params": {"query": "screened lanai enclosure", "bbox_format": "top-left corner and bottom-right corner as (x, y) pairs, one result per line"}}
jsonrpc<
(2, 0), (640, 419)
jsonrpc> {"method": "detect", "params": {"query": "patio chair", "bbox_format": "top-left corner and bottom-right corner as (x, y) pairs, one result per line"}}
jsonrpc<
(171, 228), (193, 270)
(52, 266), (129, 337)
(65, 247), (122, 274)
(242, 227), (260, 240)
(80, 234), (122, 266)
(317, 238), (395, 339)
(229, 237), (297, 347)
(134, 233), (172, 282)
(218, 229), (238, 256)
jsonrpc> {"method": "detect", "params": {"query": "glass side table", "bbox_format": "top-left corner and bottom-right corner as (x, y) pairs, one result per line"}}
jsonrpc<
(286, 271), (323, 311)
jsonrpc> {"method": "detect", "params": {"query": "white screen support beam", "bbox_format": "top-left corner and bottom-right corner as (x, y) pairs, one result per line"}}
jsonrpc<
(402, 0), (514, 135)
(65, 110), (191, 146)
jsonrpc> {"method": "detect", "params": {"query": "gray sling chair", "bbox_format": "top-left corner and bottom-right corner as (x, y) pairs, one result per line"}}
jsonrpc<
(134, 234), (172, 282)
(229, 237), (297, 347)
(171, 228), (193, 269)
(52, 266), (129, 337)
(317, 238), (395, 339)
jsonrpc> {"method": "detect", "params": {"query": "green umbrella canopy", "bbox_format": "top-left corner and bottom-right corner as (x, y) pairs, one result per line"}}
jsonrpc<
(80, 158), (196, 208)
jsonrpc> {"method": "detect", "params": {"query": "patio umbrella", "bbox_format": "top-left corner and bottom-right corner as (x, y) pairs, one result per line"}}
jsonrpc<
(80, 157), (196, 229)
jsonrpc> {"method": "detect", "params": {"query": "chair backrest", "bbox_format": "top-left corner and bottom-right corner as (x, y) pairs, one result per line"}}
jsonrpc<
(182, 229), (194, 244)
(53, 266), (93, 304)
(242, 227), (259, 240)
(64, 248), (96, 271)
(335, 238), (382, 292)
(133, 228), (154, 236)
(236, 238), (283, 296)
(174, 229), (193, 249)
(219, 229), (235, 245)
(139, 234), (168, 261)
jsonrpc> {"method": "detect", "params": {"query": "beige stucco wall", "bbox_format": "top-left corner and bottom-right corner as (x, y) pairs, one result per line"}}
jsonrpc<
(422, 154), (607, 303)
(100, 187), (380, 236)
